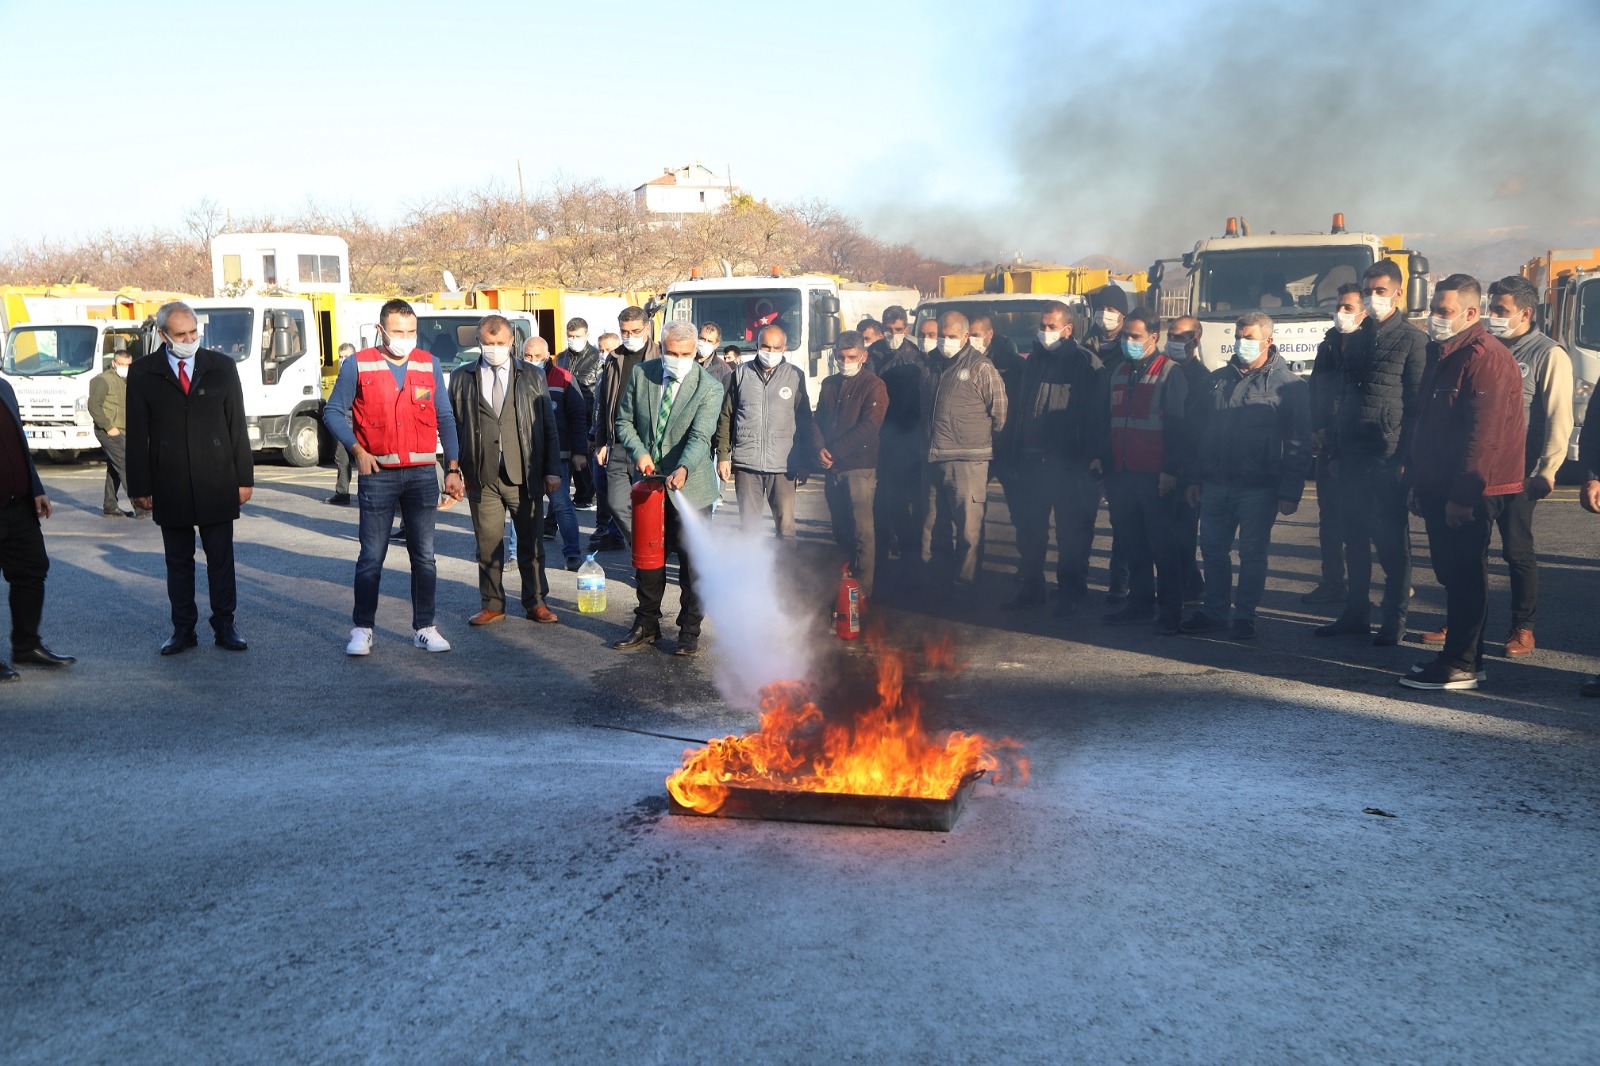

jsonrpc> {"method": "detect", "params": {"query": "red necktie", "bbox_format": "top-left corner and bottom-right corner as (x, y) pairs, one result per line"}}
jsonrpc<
(178, 360), (190, 393)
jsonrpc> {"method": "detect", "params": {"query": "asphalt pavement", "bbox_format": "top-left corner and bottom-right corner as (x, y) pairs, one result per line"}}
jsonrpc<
(3, 456), (1597, 1064)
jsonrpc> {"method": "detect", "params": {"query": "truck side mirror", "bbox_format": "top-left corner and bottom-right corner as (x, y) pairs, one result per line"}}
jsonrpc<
(1406, 256), (1430, 314)
(271, 311), (294, 359)
(814, 292), (840, 348)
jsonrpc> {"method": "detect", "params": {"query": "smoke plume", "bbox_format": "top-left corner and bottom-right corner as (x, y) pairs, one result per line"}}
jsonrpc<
(867, 0), (1600, 267)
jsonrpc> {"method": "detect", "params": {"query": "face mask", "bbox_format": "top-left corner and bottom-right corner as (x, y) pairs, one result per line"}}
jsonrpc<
(888, 333), (905, 349)
(1038, 330), (1061, 349)
(662, 354), (693, 379)
(1335, 311), (1361, 334)
(919, 337), (938, 353)
(1428, 313), (1462, 341)
(567, 336), (586, 352)
(167, 338), (200, 359)
(1486, 315), (1515, 337)
(1165, 340), (1191, 361)
(1100, 309), (1122, 332)
(941, 338), (963, 356)
(1233, 338), (1261, 366)
(1364, 293), (1394, 319)
(757, 350), (784, 368)
(969, 336), (987, 353)
(697, 340), (714, 357)
(621, 334), (646, 352)
(1121, 337), (1147, 361)
(482, 345), (511, 367)
(115, 364), (129, 378)
(384, 336), (416, 358)
(841, 361), (863, 377)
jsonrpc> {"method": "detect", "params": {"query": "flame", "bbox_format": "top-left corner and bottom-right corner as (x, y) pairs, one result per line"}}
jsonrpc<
(666, 639), (1027, 814)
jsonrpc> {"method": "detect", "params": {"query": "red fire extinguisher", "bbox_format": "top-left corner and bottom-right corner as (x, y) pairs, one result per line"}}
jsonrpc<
(834, 564), (862, 640)
(630, 476), (667, 570)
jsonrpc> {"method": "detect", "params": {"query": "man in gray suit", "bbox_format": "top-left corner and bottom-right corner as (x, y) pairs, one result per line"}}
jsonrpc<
(611, 320), (723, 656)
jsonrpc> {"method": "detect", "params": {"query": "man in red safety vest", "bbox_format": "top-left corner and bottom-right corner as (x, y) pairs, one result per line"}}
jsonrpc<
(1093, 307), (1190, 634)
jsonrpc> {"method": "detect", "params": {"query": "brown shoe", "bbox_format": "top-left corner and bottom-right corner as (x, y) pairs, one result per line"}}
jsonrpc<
(527, 603), (559, 624)
(1504, 628), (1535, 656)
(1420, 625), (1448, 644)
(468, 609), (506, 626)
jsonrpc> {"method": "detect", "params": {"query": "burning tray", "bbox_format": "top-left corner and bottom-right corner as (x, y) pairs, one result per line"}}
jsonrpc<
(668, 770), (985, 832)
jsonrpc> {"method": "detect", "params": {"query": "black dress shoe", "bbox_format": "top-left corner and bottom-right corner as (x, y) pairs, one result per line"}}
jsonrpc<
(214, 626), (248, 651)
(160, 631), (199, 656)
(0, 662), (19, 682)
(1316, 614), (1371, 637)
(324, 493), (351, 506)
(12, 645), (75, 666)
(674, 633), (700, 657)
(612, 625), (661, 650)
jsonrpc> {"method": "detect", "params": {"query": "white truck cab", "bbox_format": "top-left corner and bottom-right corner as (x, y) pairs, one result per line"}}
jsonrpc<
(661, 273), (845, 398)
(1, 319), (153, 458)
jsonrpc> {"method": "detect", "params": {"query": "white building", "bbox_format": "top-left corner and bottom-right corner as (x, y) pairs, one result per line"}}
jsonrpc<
(633, 164), (736, 216)
(210, 233), (350, 297)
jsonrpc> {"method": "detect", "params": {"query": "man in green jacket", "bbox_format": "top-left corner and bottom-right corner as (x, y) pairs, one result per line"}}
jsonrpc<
(612, 320), (723, 657)
(88, 348), (142, 518)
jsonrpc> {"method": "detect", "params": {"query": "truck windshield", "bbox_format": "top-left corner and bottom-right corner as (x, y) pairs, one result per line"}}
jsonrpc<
(914, 299), (1075, 355)
(1578, 278), (1600, 351)
(664, 288), (802, 352)
(2, 325), (99, 377)
(1196, 246), (1373, 318)
(416, 316), (487, 373)
(193, 309), (256, 361)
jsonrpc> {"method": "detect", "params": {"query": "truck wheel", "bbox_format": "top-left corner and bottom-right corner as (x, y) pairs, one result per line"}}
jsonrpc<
(282, 415), (319, 467)
(43, 450), (82, 464)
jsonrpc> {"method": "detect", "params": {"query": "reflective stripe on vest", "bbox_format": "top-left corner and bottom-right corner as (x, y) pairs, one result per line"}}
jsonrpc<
(1109, 354), (1173, 474)
(351, 349), (440, 468)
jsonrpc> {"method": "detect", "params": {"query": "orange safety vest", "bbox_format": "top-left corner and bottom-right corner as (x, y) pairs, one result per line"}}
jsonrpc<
(1109, 354), (1174, 474)
(351, 349), (440, 468)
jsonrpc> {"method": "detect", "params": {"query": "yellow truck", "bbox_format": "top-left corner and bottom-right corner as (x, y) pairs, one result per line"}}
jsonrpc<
(918, 266), (1148, 354)
(1522, 248), (1600, 461)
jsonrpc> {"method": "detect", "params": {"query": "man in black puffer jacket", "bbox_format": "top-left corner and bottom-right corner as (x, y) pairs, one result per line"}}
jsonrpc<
(1318, 259), (1428, 646)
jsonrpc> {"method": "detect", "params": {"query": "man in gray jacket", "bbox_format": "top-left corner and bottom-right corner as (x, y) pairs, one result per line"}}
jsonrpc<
(715, 325), (813, 538)
(920, 311), (1007, 586)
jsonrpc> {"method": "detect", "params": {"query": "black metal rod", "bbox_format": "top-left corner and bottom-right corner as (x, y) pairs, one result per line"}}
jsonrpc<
(591, 724), (711, 746)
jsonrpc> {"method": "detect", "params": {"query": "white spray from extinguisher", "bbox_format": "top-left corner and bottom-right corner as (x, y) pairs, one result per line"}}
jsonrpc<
(672, 490), (813, 709)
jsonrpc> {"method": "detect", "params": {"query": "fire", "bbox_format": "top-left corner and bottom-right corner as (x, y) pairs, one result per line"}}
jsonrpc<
(666, 638), (1027, 814)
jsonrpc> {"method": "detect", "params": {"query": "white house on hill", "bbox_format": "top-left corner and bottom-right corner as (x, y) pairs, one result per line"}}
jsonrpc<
(634, 164), (736, 216)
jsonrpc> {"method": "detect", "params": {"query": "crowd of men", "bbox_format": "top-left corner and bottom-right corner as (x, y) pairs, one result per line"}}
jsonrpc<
(0, 270), (1597, 697)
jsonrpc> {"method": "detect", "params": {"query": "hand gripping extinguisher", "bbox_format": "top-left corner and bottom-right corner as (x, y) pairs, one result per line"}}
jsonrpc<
(834, 564), (862, 640)
(630, 476), (668, 570)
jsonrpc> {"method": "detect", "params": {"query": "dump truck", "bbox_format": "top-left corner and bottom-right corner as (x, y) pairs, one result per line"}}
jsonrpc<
(1149, 214), (1430, 373)
(915, 265), (1145, 354)
(1522, 248), (1600, 462)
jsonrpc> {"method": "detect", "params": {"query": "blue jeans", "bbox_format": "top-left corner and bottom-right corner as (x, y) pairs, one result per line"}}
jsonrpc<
(548, 462), (579, 559)
(354, 465), (438, 630)
(1199, 482), (1280, 622)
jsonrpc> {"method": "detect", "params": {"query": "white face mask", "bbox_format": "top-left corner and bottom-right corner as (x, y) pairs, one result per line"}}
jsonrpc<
(887, 333), (905, 349)
(567, 336), (586, 352)
(1364, 293), (1395, 320)
(1486, 315), (1515, 337)
(1099, 309), (1122, 332)
(385, 336), (416, 358)
(1165, 340), (1191, 361)
(482, 345), (511, 367)
(1233, 338), (1262, 367)
(969, 335), (988, 353)
(621, 334), (646, 352)
(1038, 329), (1062, 349)
(167, 337), (200, 359)
(757, 350), (783, 368)
(697, 340), (715, 357)
(1335, 310), (1361, 334)
(114, 364), (129, 378)
(1428, 313), (1463, 341)
(661, 354), (693, 379)
(919, 336), (938, 353)
(841, 361), (863, 377)
(940, 338), (963, 356)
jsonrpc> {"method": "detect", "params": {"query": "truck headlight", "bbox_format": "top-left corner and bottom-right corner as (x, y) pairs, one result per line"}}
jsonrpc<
(1577, 380), (1594, 426)
(74, 396), (93, 426)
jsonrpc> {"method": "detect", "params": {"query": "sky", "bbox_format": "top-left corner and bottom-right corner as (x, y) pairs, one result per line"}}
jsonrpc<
(2, 0), (1597, 267)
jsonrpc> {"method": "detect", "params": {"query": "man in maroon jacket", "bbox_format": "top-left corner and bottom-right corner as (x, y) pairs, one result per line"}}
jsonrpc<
(813, 331), (887, 598)
(1400, 275), (1526, 691)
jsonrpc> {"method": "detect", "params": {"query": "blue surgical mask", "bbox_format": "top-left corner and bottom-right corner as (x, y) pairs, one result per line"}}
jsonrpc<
(1121, 337), (1147, 360)
(1233, 338), (1261, 367)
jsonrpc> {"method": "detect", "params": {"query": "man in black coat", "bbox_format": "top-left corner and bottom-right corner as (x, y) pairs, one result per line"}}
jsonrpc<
(558, 316), (602, 508)
(0, 377), (74, 679)
(449, 315), (563, 625)
(127, 301), (255, 655)
(1579, 387), (1600, 697)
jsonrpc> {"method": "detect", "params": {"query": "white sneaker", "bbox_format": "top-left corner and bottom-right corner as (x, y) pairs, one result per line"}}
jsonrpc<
(413, 626), (451, 653)
(346, 626), (373, 656)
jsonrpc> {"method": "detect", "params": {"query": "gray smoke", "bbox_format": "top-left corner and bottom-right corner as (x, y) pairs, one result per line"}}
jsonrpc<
(867, 0), (1600, 268)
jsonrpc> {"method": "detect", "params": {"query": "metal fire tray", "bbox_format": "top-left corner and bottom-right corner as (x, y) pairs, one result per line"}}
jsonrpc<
(668, 770), (984, 832)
